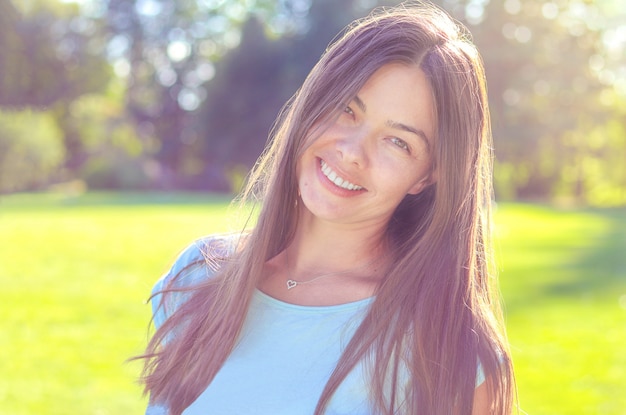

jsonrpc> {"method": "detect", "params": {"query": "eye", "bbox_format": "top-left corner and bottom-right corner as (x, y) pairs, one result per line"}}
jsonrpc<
(389, 137), (410, 152)
(343, 105), (355, 117)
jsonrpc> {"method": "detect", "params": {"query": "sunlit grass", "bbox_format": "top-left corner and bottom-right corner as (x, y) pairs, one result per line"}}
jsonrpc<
(495, 204), (626, 415)
(0, 193), (624, 414)
(0, 192), (237, 415)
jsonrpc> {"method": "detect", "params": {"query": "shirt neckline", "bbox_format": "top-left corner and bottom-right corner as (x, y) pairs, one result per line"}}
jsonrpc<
(254, 289), (374, 313)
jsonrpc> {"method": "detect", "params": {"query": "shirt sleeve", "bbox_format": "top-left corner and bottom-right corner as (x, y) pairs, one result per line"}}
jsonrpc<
(151, 234), (238, 330)
(146, 235), (238, 414)
(145, 403), (168, 415)
(151, 239), (208, 330)
(475, 360), (486, 388)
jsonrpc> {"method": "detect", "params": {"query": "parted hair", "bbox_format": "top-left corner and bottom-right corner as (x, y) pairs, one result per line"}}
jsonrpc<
(139, 2), (515, 414)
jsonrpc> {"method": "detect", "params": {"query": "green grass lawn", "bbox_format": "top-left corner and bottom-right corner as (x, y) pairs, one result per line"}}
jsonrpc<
(0, 192), (624, 415)
(495, 204), (626, 415)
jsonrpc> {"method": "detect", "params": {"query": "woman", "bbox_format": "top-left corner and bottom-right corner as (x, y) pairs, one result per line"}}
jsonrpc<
(140, 2), (515, 414)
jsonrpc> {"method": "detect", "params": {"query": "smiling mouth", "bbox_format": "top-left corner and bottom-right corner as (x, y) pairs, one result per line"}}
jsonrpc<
(320, 159), (364, 191)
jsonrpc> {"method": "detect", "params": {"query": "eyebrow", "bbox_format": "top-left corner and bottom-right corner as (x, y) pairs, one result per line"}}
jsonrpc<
(353, 95), (367, 113)
(352, 95), (432, 151)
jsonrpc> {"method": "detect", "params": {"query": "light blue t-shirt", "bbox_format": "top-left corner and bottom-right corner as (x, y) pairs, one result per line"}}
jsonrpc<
(146, 235), (484, 415)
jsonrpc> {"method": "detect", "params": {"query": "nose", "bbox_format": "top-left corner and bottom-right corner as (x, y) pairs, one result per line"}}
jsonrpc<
(336, 128), (369, 168)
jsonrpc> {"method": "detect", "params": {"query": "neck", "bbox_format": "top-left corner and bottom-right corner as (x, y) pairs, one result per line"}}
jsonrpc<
(257, 209), (390, 305)
(288, 213), (389, 277)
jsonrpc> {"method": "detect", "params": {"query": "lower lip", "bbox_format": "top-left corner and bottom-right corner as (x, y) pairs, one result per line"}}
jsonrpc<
(316, 158), (365, 197)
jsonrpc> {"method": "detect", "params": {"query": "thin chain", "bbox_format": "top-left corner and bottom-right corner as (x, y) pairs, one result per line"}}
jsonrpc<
(285, 251), (382, 290)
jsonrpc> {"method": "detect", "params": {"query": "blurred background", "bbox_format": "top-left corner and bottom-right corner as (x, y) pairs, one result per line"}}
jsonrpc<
(1, 0), (624, 204)
(1, 1), (625, 414)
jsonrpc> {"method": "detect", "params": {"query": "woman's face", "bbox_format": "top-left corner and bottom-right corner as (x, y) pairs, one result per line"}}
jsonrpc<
(296, 63), (436, 231)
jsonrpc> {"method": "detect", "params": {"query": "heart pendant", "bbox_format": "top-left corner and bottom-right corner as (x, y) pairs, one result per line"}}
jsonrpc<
(286, 280), (297, 290)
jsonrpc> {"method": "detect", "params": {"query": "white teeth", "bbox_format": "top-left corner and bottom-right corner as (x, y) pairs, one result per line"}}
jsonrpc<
(320, 160), (363, 191)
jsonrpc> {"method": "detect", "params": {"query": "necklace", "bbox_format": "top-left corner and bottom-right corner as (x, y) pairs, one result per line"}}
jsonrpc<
(285, 252), (382, 290)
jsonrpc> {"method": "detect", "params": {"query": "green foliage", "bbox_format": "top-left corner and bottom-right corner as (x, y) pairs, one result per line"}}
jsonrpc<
(0, 109), (65, 192)
(101, 0), (297, 173)
(198, 1), (362, 175)
(80, 154), (153, 190)
(0, 0), (112, 180)
(64, 87), (139, 155)
(470, 0), (626, 205)
(0, 193), (624, 414)
(62, 84), (159, 190)
(0, 0), (624, 203)
(0, 0), (110, 108)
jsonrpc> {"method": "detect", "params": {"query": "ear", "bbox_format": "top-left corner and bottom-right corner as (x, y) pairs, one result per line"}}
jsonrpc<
(407, 172), (436, 195)
(407, 177), (429, 195)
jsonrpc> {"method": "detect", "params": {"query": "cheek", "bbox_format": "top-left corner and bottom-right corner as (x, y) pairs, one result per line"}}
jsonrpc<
(379, 157), (430, 197)
(296, 151), (316, 190)
(295, 158), (303, 181)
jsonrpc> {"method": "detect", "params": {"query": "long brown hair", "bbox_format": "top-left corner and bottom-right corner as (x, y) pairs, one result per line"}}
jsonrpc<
(140, 2), (515, 414)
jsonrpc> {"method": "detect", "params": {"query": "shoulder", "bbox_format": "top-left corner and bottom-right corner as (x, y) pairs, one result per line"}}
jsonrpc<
(151, 233), (241, 329)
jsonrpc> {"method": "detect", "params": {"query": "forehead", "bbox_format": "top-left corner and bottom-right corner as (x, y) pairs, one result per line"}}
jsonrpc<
(357, 63), (436, 146)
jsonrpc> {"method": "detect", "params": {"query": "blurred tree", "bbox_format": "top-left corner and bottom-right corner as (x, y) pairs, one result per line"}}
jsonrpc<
(194, 0), (363, 190)
(101, 0), (302, 185)
(1, 0), (622, 202)
(101, 0), (408, 190)
(0, 110), (65, 193)
(0, 0), (111, 175)
(0, 1), (109, 108)
(66, 79), (159, 190)
(466, 0), (626, 204)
